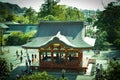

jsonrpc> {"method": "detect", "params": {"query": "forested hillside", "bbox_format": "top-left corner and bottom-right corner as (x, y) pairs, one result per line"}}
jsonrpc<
(0, 1), (26, 22)
(0, 2), (25, 14)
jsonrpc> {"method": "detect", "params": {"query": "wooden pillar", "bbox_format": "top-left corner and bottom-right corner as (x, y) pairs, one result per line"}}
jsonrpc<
(50, 46), (54, 63)
(78, 49), (83, 65)
(65, 48), (68, 65)
(39, 49), (42, 66)
(50, 47), (54, 69)
(51, 50), (54, 63)
(77, 49), (83, 72)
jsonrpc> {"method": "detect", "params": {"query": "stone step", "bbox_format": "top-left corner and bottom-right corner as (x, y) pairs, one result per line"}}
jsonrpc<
(85, 64), (93, 75)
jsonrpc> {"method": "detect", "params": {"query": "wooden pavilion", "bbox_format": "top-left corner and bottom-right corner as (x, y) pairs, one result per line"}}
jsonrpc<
(22, 21), (95, 72)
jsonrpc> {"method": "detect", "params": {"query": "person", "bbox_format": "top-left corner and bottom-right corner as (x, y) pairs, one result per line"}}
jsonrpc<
(100, 64), (103, 79)
(35, 54), (37, 59)
(20, 56), (23, 63)
(34, 54), (37, 62)
(96, 63), (100, 80)
(69, 54), (72, 62)
(28, 59), (31, 66)
(27, 53), (30, 60)
(10, 62), (13, 71)
(25, 60), (28, 68)
(16, 50), (19, 59)
(62, 69), (66, 79)
(32, 54), (34, 62)
(96, 63), (100, 74)
(21, 50), (23, 56)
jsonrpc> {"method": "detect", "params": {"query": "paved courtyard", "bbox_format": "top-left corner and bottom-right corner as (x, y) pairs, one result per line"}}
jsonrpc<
(0, 46), (120, 80)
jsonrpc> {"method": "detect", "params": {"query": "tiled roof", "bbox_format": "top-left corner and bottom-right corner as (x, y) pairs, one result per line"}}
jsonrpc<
(6, 24), (37, 34)
(0, 23), (9, 29)
(22, 21), (95, 49)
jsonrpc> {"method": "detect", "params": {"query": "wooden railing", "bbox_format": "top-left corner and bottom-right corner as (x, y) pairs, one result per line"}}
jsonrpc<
(82, 58), (96, 73)
(82, 58), (89, 73)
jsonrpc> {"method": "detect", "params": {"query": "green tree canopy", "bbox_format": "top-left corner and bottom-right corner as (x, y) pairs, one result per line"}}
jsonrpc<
(6, 31), (36, 45)
(104, 60), (120, 80)
(0, 58), (10, 80)
(18, 71), (68, 80)
(94, 1), (120, 48)
(38, 0), (85, 21)
(24, 7), (38, 24)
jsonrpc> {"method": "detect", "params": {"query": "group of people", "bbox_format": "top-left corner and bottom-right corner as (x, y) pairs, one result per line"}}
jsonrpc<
(10, 50), (38, 71)
(16, 50), (23, 63)
(95, 63), (103, 80)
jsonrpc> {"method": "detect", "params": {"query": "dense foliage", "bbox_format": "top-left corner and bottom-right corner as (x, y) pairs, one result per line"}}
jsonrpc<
(0, 58), (10, 80)
(0, 0), (86, 23)
(94, 1), (120, 49)
(0, 2), (26, 22)
(6, 31), (36, 45)
(18, 71), (68, 80)
(104, 60), (120, 80)
(38, 0), (85, 21)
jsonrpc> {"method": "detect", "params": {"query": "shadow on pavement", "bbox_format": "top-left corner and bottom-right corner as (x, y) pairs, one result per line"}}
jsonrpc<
(8, 65), (79, 80)
(8, 66), (27, 80)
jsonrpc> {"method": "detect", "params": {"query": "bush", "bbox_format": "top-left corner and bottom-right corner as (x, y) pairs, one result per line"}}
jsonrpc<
(18, 71), (56, 80)
(6, 31), (36, 46)
(104, 60), (120, 80)
(0, 58), (10, 80)
(114, 39), (120, 49)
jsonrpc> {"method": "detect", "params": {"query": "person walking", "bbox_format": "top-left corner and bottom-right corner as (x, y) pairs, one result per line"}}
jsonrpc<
(16, 50), (19, 60)
(25, 60), (28, 67)
(32, 54), (34, 62)
(35, 54), (37, 59)
(62, 69), (66, 79)
(21, 50), (23, 56)
(96, 63), (100, 80)
(10, 62), (13, 71)
(28, 59), (31, 66)
(20, 56), (23, 63)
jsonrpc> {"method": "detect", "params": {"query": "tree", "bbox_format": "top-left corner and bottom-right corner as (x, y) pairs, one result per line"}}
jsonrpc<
(38, 0), (58, 18)
(18, 71), (56, 80)
(38, 0), (85, 21)
(87, 17), (93, 25)
(41, 15), (58, 21)
(14, 15), (29, 24)
(6, 31), (36, 45)
(0, 9), (8, 22)
(94, 1), (120, 48)
(104, 60), (120, 80)
(94, 31), (110, 50)
(0, 58), (10, 80)
(24, 7), (38, 24)
(18, 71), (68, 80)
(5, 14), (15, 21)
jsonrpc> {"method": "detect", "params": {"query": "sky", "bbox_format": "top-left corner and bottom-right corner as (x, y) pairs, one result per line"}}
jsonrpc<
(0, 0), (116, 12)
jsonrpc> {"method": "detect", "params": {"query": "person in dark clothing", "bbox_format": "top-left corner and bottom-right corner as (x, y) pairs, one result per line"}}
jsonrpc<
(16, 50), (19, 59)
(32, 54), (34, 62)
(28, 59), (31, 66)
(21, 50), (23, 56)
(25, 60), (28, 67)
(20, 56), (23, 63)
(35, 54), (37, 59)
(10, 62), (13, 71)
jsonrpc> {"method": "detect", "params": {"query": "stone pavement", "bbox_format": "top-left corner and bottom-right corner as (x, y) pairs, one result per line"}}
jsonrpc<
(1, 46), (120, 80)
